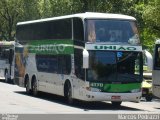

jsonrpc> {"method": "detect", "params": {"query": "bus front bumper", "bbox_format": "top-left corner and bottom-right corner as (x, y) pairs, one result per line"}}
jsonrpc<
(81, 90), (141, 102)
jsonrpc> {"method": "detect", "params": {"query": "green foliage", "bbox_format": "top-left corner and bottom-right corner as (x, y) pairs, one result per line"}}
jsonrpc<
(0, 0), (159, 52)
(0, 0), (23, 40)
(143, 0), (160, 37)
(21, 0), (41, 21)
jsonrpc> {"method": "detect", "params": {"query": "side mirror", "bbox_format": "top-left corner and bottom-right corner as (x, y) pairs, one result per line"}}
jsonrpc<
(83, 49), (89, 69)
(143, 50), (153, 70)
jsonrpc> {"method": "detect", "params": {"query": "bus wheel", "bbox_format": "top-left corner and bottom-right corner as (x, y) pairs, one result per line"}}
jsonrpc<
(111, 101), (122, 107)
(146, 95), (152, 102)
(5, 71), (9, 83)
(32, 79), (38, 96)
(65, 82), (73, 104)
(25, 78), (31, 94)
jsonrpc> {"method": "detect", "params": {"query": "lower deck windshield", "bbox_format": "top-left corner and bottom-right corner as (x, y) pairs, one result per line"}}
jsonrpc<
(87, 51), (143, 83)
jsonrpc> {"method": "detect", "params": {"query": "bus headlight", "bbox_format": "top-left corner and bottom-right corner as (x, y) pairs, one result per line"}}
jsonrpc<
(91, 87), (101, 92)
(86, 87), (101, 92)
(131, 89), (141, 93)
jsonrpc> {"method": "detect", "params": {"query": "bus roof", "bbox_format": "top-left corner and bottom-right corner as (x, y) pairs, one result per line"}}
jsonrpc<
(17, 12), (136, 25)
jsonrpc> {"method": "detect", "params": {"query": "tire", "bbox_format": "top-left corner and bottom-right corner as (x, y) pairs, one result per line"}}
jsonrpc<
(111, 101), (122, 107)
(65, 82), (73, 104)
(25, 78), (31, 94)
(32, 79), (38, 96)
(146, 95), (152, 101)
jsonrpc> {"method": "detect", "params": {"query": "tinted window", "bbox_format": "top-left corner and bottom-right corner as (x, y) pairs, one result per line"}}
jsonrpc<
(0, 47), (9, 61)
(58, 55), (71, 75)
(16, 19), (72, 41)
(36, 55), (58, 73)
(73, 18), (84, 41)
(36, 54), (71, 74)
(74, 49), (84, 80)
(50, 19), (72, 40)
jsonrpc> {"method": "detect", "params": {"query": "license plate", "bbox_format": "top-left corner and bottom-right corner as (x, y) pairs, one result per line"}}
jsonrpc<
(111, 96), (121, 100)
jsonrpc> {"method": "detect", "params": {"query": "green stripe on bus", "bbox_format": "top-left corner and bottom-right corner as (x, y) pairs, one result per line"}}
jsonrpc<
(28, 40), (74, 55)
(90, 82), (141, 93)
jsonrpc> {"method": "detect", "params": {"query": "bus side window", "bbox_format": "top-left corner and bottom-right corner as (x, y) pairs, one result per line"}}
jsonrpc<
(87, 20), (96, 42)
(73, 18), (84, 41)
(36, 55), (58, 73)
(58, 55), (71, 75)
(154, 46), (160, 69)
(50, 19), (72, 40)
(74, 49), (85, 80)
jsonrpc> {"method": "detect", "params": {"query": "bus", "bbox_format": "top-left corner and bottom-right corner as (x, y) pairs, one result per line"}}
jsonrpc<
(152, 39), (160, 98)
(0, 41), (15, 83)
(15, 12), (143, 106)
(142, 50), (153, 101)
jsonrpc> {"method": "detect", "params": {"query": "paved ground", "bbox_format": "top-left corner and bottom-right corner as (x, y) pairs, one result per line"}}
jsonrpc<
(0, 81), (160, 114)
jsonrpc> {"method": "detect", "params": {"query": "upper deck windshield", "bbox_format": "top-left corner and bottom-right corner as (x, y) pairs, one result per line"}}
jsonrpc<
(86, 19), (140, 45)
(87, 51), (143, 83)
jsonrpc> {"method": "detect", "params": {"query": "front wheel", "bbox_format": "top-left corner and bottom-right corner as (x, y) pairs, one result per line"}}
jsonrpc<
(146, 95), (152, 101)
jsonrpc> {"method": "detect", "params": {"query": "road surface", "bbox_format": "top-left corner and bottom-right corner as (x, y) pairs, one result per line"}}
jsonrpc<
(0, 81), (160, 114)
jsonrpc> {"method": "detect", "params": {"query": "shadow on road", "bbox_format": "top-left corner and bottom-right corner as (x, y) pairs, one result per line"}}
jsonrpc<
(15, 91), (144, 112)
(0, 80), (14, 84)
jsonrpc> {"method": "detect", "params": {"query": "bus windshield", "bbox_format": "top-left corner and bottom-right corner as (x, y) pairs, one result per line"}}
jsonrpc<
(0, 47), (9, 60)
(87, 19), (140, 45)
(87, 51), (143, 83)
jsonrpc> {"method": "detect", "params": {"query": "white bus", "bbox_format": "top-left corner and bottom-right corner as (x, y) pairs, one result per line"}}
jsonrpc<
(0, 41), (15, 83)
(15, 12), (143, 106)
(152, 39), (160, 98)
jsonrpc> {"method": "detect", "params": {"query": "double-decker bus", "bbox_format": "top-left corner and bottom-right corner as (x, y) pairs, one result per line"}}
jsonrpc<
(153, 39), (160, 98)
(15, 12), (143, 106)
(0, 41), (15, 83)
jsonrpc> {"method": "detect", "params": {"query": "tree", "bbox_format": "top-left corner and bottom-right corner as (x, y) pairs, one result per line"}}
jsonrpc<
(39, 0), (52, 18)
(20, 0), (41, 21)
(143, 0), (160, 36)
(142, 0), (160, 52)
(0, 0), (23, 40)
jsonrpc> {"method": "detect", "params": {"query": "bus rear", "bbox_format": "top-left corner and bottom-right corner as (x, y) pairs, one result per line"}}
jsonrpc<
(0, 41), (15, 83)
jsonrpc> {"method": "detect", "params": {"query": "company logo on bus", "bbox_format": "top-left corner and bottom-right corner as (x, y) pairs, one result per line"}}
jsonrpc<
(29, 44), (65, 54)
(28, 40), (74, 55)
(94, 45), (137, 51)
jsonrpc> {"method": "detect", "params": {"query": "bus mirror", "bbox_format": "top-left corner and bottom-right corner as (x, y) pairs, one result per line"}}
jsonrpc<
(143, 50), (153, 70)
(83, 49), (89, 69)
